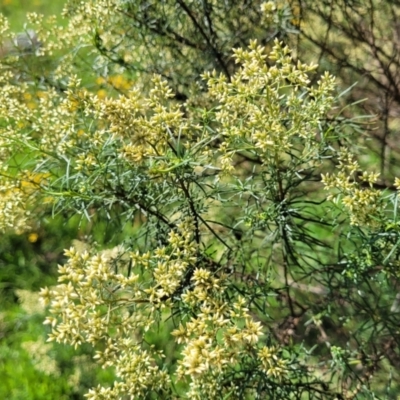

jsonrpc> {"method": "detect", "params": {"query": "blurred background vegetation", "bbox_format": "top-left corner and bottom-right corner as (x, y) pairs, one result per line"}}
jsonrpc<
(1, 0), (400, 398)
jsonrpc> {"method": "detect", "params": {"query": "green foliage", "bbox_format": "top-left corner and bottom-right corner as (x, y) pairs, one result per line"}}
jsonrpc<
(0, 300), (115, 399)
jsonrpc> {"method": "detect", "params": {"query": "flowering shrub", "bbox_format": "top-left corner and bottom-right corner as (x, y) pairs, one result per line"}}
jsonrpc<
(35, 39), (335, 399)
(2, 1), (400, 399)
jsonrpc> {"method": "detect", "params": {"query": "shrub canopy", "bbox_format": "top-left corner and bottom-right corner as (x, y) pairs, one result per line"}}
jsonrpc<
(1, 1), (400, 399)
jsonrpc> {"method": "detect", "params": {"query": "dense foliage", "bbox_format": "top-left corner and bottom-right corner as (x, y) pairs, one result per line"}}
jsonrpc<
(1, 1), (400, 399)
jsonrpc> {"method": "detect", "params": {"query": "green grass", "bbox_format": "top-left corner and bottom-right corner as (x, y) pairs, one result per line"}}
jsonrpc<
(1, 0), (65, 30)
